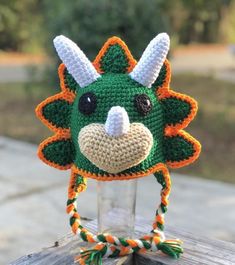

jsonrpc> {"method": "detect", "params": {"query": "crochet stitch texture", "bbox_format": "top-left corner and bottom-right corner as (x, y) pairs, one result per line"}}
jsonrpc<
(36, 33), (201, 264)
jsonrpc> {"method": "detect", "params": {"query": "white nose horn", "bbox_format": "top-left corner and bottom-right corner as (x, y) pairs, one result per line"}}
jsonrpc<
(105, 106), (130, 137)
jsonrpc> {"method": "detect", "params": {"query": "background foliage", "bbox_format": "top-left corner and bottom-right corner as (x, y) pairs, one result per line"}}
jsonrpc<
(0, 0), (43, 52)
(1, 0), (235, 54)
(42, 0), (169, 59)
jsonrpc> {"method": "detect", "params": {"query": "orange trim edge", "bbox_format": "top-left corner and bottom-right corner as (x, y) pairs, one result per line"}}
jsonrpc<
(71, 162), (168, 181)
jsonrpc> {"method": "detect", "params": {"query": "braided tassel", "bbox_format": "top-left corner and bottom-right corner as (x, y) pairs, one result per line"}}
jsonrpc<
(67, 165), (183, 265)
(75, 243), (132, 264)
(76, 243), (107, 265)
(152, 168), (171, 238)
(75, 237), (182, 264)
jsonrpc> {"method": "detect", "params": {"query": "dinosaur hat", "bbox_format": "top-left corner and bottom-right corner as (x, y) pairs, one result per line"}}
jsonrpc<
(36, 33), (201, 264)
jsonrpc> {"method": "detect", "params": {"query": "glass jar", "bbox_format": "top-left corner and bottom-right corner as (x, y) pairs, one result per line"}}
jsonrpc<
(97, 179), (137, 238)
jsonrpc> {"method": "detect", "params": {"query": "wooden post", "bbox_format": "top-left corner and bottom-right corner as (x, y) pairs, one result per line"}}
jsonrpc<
(11, 215), (235, 265)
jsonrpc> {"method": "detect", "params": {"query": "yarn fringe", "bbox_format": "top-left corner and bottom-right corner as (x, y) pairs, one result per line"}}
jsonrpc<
(157, 239), (183, 258)
(75, 239), (183, 265)
(75, 244), (107, 265)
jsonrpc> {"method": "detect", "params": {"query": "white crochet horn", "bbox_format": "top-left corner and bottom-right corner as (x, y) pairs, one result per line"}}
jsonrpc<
(53, 35), (100, 88)
(129, 33), (170, 88)
(105, 106), (130, 137)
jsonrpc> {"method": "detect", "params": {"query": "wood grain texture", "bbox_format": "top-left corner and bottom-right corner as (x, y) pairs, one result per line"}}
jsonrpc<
(11, 215), (235, 265)
(10, 223), (132, 265)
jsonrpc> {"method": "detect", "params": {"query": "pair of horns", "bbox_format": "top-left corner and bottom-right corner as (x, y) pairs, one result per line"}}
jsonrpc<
(53, 33), (170, 88)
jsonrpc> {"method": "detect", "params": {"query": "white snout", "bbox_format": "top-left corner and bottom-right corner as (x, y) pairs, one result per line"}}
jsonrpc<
(105, 106), (130, 137)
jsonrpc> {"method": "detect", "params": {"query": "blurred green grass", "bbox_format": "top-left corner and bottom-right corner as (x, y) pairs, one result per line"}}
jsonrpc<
(0, 74), (235, 183)
(0, 82), (53, 143)
(171, 74), (235, 184)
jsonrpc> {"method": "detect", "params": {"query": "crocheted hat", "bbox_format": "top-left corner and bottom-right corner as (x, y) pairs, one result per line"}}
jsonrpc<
(36, 33), (201, 264)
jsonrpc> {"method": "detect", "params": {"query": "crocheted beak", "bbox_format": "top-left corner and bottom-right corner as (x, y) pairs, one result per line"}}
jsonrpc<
(78, 106), (153, 174)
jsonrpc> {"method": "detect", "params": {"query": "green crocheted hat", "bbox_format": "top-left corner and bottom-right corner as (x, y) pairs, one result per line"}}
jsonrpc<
(36, 34), (200, 180)
(36, 33), (201, 264)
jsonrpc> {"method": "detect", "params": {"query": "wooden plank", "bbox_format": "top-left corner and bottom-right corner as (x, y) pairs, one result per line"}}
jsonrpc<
(11, 215), (235, 265)
(10, 223), (132, 265)
(134, 217), (235, 265)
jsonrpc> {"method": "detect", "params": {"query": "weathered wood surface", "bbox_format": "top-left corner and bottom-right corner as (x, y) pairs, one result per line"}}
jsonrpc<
(11, 216), (235, 265)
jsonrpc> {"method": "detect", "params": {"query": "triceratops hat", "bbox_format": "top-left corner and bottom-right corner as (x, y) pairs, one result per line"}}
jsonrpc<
(36, 33), (201, 264)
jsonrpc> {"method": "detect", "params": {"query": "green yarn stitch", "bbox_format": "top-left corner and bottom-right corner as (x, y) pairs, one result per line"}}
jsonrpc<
(119, 238), (129, 247)
(81, 245), (107, 265)
(157, 222), (164, 231)
(160, 97), (191, 125)
(157, 241), (183, 258)
(42, 99), (71, 128)
(40, 51), (197, 176)
(41, 70), (196, 175)
(64, 68), (80, 92)
(75, 175), (86, 187)
(42, 139), (75, 166)
(108, 249), (120, 258)
(71, 73), (166, 176)
(67, 198), (76, 205)
(80, 231), (88, 241)
(100, 44), (129, 73)
(154, 171), (166, 188)
(163, 135), (195, 162)
(97, 234), (106, 242)
(151, 62), (167, 89)
(70, 216), (76, 226)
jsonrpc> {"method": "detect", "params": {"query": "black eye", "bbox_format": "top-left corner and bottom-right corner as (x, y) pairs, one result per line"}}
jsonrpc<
(78, 92), (97, 115)
(134, 94), (152, 116)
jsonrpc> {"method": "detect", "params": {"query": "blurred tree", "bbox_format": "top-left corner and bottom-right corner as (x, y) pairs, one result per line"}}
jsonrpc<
(41, 0), (175, 86)
(1, 0), (235, 54)
(224, 0), (235, 43)
(179, 0), (232, 43)
(0, 0), (43, 52)
(42, 0), (170, 60)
